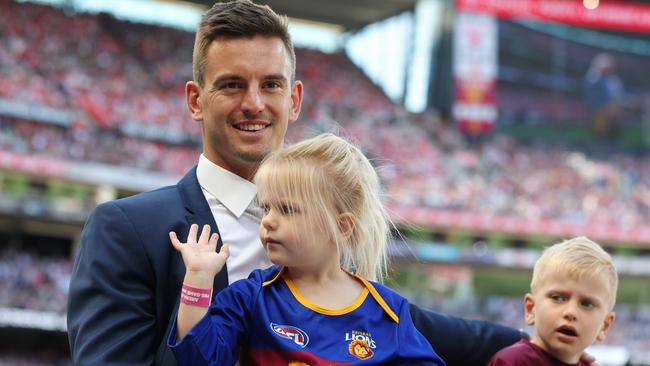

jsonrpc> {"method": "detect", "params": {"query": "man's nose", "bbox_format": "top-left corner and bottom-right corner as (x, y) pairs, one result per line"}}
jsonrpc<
(241, 85), (264, 115)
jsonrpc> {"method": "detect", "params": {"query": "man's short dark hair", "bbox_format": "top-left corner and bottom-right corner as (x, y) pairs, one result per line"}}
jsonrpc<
(192, 0), (295, 86)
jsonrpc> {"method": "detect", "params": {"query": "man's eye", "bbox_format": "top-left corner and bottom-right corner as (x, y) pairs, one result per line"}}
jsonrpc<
(220, 82), (241, 89)
(263, 81), (282, 89)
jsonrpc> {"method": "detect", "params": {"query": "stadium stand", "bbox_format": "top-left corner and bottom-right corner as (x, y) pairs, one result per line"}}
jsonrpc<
(1, 0), (649, 364)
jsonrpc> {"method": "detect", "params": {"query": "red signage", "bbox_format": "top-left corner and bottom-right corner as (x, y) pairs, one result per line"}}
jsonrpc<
(456, 0), (650, 33)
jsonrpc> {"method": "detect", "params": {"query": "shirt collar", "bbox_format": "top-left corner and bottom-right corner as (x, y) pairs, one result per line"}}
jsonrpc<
(196, 154), (257, 218)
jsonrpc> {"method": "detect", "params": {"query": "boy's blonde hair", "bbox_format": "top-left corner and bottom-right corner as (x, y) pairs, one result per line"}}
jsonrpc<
(531, 236), (618, 309)
(254, 133), (390, 281)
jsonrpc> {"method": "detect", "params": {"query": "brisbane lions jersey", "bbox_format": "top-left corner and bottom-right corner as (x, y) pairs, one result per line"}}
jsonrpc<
(168, 266), (444, 365)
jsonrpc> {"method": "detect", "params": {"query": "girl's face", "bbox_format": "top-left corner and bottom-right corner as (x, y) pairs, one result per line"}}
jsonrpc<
(258, 196), (336, 271)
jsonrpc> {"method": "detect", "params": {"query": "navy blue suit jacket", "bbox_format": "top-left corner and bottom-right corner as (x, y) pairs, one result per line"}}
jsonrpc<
(67, 167), (519, 366)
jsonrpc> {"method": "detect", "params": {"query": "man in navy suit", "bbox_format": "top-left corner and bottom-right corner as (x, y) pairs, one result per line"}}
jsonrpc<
(67, 1), (525, 365)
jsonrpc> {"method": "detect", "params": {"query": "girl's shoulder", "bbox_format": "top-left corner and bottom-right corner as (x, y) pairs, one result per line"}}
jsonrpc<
(357, 277), (410, 322)
(215, 266), (283, 306)
(228, 265), (284, 288)
(363, 279), (409, 303)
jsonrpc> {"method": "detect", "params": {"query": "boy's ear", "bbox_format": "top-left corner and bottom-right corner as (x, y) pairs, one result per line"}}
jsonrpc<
(596, 312), (615, 342)
(337, 213), (355, 240)
(524, 293), (536, 325)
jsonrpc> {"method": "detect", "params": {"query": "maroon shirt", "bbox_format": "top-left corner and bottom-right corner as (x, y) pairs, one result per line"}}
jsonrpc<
(487, 339), (590, 366)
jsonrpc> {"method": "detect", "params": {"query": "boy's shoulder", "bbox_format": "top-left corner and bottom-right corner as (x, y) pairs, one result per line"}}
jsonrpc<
(490, 339), (534, 362)
(490, 339), (590, 366)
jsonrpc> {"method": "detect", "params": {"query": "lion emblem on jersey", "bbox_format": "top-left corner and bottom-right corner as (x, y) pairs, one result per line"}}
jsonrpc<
(288, 362), (309, 366)
(348, 339), (374, 360)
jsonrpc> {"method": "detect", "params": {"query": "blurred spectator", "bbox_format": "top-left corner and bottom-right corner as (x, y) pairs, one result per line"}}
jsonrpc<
(0, 251), (71, 314)
(0, 1), (648, 254)
(584, 53), (624, 138)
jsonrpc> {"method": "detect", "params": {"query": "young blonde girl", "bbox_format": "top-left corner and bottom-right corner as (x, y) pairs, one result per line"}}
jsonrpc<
(167, 133), (444, 365)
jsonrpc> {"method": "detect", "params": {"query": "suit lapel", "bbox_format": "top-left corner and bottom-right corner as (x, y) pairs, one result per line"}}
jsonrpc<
(177, 167), (229, 293)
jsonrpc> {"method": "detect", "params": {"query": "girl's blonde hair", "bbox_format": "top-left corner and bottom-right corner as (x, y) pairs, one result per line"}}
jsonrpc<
(254, 133), (390, 281)
(531, 236), (618, 310)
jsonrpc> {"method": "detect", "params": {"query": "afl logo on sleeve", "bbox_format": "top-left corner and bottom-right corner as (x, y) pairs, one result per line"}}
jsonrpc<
(270, 323), (310, 348)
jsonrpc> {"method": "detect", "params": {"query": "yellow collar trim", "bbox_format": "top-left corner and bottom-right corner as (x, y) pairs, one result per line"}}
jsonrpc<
(283, 273), (369, 316)
(262, 267), (284, 287)
(354, 275), (399, 323)
(264, 268), (399, 323)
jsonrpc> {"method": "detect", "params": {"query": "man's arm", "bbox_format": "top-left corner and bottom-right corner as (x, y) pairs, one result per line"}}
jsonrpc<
(409, 303), (521, 366)
(67, 202), (157, 365)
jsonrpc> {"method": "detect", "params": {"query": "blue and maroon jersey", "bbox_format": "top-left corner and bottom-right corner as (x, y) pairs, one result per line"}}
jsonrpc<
(168, 266), (444, 366)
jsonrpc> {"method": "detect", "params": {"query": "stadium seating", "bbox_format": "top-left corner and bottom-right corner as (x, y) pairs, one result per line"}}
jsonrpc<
(1, 1), (649, 363)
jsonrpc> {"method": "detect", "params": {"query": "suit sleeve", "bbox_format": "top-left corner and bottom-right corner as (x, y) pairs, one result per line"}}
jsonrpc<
(396, 300), (445, 365)
(409, 303), (521, 366)
(67, 202), (157, 365)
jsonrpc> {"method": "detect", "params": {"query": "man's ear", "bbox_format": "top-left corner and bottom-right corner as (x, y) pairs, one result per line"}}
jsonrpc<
(186, 81), (203, 121)
(337, 212), (355, 241)
(596, 312), (615, 342)
(524, 293), (536, 325)
(288, 80), (303, 123)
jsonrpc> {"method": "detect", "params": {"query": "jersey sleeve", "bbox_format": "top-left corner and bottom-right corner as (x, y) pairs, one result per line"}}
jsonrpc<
(396, 298), (446, 366)
(167, 277), (261, 366)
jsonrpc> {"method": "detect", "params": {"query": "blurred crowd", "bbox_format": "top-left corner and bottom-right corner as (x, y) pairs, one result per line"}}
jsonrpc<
(1, 0), (649, 364)
(1, 1), (649, 230)
(0, 251), (70, 314)
(0, 115), (198, 176)
(0, 353), (69, 366)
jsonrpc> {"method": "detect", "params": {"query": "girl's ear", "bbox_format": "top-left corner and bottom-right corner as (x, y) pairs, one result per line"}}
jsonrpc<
(336, 213), (356, 240)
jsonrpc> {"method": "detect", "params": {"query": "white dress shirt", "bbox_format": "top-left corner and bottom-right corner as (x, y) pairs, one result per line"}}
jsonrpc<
(196, 154), (271, 283)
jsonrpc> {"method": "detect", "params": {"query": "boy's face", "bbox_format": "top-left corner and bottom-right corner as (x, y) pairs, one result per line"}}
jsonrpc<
(524, 270), (615, 364)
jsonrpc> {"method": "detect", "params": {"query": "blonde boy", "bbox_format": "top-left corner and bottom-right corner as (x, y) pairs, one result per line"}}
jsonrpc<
(488, 236), (617, 365)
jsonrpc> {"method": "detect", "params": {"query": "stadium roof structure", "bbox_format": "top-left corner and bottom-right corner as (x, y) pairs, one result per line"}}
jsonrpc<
(188, 0), (418, 31)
